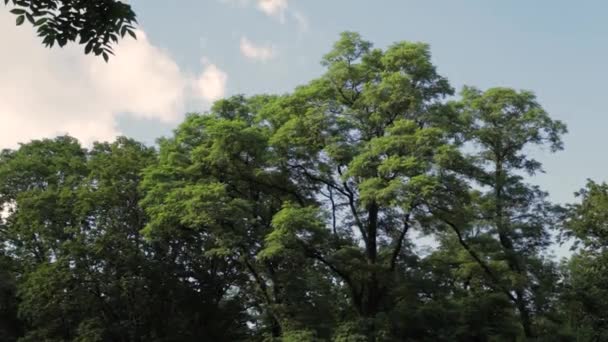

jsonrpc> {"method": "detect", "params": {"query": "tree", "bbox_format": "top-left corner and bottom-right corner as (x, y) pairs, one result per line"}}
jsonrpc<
(429, 86), (567, 338)
(140, 32), (459, 340)
(4, 0), (137, 61)
(258, 32), (456, 340)
(559, 181), (608, 341)
(140, 95), (343, 340)
(0, 136), (250, 341)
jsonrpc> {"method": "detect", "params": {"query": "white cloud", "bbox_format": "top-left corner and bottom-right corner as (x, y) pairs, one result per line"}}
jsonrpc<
(257, 0), (288, 22)
(220, 0), (309, 30)
(240, 37), (277, 62)
(195, 60), (228, 102)
(0, 11), (228, 149)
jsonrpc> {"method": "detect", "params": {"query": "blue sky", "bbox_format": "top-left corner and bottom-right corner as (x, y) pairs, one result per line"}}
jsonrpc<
(2, 0), (607, 207)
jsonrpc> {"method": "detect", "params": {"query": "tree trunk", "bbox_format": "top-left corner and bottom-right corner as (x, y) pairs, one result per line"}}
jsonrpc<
(495, 159), (534, 339)
(363, 202), (380, 342)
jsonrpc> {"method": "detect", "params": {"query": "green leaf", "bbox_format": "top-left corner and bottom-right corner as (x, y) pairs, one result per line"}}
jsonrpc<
(15, 15), (24, 26)
(34, 18), (48, 26)
(84, 41), (94, 54)
(25, 12), (34, 25)
(9, 8), (25, 15)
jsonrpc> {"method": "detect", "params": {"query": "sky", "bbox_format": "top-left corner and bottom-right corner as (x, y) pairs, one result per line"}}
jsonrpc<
(1, 0), (607, 210)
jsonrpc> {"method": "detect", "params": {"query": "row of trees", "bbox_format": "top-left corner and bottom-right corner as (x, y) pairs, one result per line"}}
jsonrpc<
(1, 33), (606, 341)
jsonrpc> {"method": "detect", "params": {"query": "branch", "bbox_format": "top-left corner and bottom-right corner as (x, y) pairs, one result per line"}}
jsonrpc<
(242, 255), (274, 307)
(343, 181), (368, 243)
(299, 242), (362, 310)
(443, 218), (517, 303)
(336, 166), (368, 244)
(328, 185), (338, 237)
(389, 213), (411, 271)
(287, 163), (348, 197)
(226, 168), (307, 206)
(289, 162), (368, 243)
(329, 77), (356, 106)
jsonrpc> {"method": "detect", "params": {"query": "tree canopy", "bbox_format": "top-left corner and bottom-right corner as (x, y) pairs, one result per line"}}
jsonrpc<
(1, 32), (605, 341)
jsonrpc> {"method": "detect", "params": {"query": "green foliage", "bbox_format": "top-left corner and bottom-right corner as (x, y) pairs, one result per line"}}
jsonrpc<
(0, 136), (250, 341)
(4, 0), (137, 60)
(433, 85), (567, 339)
(260, 203), (327, 259)
(566, 180), (608, 250)
(558, 181), (608, 340)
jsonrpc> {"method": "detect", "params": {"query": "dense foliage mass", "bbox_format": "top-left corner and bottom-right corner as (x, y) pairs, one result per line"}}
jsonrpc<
(0, 33), (605, 341)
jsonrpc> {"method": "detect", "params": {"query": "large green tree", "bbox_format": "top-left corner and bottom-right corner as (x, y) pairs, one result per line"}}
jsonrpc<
(255, 32), (457, 339)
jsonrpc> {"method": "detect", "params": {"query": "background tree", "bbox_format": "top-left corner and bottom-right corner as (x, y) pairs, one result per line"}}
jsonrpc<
(559, 180), (608, 341)
(0, 136), (250, 341)
(429, 86), (567, 338)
